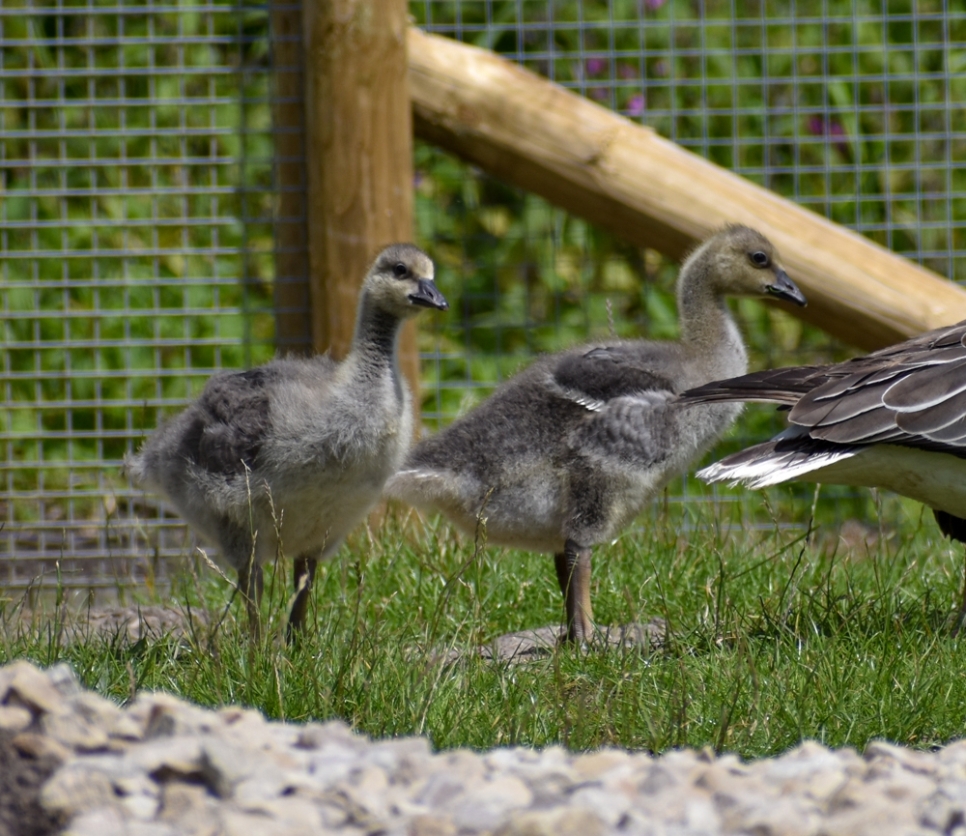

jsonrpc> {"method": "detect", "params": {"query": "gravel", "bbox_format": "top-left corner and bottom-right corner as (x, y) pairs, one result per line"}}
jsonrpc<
(0, 658), (963, 835)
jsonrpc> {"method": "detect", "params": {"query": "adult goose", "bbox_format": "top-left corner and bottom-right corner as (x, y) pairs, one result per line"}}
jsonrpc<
(386, 226), (806, 644)
(679, 320), (966, 617)
(129, 244), (448, 639)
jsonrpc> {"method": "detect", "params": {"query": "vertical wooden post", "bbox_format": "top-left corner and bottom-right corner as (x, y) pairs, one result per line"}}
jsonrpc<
(301, 0), (420, 402)
(270, 0), (312, 354)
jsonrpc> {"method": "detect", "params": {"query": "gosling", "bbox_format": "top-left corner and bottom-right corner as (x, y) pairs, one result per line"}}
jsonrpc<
(678, 319), (966, 622)
(129, 244), (448, 638)
(385, 226), (806, 644)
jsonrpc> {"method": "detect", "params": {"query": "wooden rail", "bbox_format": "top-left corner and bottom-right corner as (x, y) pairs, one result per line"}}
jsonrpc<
(408, 27), (966, 351)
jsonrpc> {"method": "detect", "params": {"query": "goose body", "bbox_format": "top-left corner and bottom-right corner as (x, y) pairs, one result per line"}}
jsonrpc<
(387, 226), (806, 642)
(680, 320), (966, 535)
(396, 340), (750, 555)
(129, 244), (448, 637)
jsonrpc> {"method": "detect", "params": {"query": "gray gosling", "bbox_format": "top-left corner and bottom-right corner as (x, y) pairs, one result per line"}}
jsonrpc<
(385, 226), (806, 644)
(679, 319), (966, 624)
(129, 244), (448, 639)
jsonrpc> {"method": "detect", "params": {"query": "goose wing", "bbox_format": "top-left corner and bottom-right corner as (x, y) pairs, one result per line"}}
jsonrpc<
(550, 344), (677, 412)
(682, 319), (966, 455)
(175, 366), (282, 476)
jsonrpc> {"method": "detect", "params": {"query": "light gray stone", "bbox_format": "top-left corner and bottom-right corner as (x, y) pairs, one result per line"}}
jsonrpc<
(41, 762), (119, 820)
(0, 703), (33, 732)
(496, 808), (609, 836)
(569, 785), (632, 827)
(61, 806), (129, 836)
(294, 718), (360, 750)
(406, 813), (458, 836)
(7, 659), (966, 836)
(446, 774), (534, 831)
(47, 662), (83, 697)
(127, 735), (205, 778)
(11, 730), (72, 763)
(198, 738), (259, 798)
(0, 660), (64, 715)
(41, 709), (111, 752)
(157, 782), (220, 828)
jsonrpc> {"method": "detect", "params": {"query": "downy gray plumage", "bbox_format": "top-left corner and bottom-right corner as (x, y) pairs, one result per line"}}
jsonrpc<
(129, 244), (448, 638)
(386, 226), (806, 644)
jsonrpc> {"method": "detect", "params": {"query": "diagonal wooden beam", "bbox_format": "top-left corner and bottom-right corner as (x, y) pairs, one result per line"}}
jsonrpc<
(408, 27), (966, 351)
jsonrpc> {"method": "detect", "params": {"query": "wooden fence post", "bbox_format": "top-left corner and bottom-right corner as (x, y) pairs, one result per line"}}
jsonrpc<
(301, 0), (420, 400)
(270, 0), (312, 353)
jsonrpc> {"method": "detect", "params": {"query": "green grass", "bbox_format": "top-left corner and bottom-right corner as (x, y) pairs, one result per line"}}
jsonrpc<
(4, 487), (966, 758)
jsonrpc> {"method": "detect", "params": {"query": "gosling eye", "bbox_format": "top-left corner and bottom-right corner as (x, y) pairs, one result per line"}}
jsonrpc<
(392, 262), (409, 278)
(750, 251), (769, 267)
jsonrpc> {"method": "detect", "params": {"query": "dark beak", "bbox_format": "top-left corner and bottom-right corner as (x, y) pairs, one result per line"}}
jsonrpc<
(409, 278), (449, 311)
(766, 268), (807, 307)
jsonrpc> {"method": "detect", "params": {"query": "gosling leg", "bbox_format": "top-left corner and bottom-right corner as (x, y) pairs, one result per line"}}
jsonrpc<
(287, 553), (318, 643)
(554, 539), (594, 645)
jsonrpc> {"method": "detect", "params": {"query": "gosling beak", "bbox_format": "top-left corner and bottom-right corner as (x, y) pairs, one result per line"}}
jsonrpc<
(766, 268), (807, 307)
(409, 278), (449, 311)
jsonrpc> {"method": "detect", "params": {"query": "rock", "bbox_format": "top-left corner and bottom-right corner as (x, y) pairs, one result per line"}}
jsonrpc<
(408, 813), (458, 836)
(0, 661), (64, 715)
(40, 710), (110, 752)
(2, 659), (966, 836)
(61, 806), (129, 836)
(294, 718), (359, 751)
(11, 731), (71, 764)
(571, 748), (631, 780)
(496, 808), (608, 836)
(40, 762), (118, 820)
(108, 713), (147, 742)
(198, 738), (258, 798)
(446, 774), (534, 831)
(46, 663), (82, 699)
(568, 785), (631, 827)
(918, 783), (966, 833)
(0, 705), (33, 733)
(157, 782), (219, 827)
(128, 735), (205, 780)
(0, 727), (62, 836)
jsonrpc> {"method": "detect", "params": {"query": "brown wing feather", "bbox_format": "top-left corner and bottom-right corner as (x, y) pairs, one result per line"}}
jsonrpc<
(680, 319), (966, 456)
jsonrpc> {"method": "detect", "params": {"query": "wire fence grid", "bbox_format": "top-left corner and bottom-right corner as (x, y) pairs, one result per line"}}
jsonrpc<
(1, 0), (964, 597)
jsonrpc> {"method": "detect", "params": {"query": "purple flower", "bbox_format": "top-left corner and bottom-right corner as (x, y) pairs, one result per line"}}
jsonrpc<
(806, 115), (825, 136)
(641, 0), (666, 10)
(625, 94), (646, 116)
(805, 115), (850, 157)
(586, 57), (606, 77)
(590, 87), (608, 101)
(618, 63), (638, 79)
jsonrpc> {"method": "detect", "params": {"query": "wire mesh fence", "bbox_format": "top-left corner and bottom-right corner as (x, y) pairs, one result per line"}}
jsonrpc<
(0, 0), (301, 596)
(414, 0), (966, 433)
(2, 0), (964, 595)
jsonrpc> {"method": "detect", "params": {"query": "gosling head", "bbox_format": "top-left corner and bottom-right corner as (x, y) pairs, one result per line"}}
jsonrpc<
(364, 243), (449, 318)
(702, 225), (807, 307)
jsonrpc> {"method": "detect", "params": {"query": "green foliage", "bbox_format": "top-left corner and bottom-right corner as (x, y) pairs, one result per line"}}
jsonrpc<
(1, 3), (277, 505)
(4, 494), (966, 756)
(4, 2), (963, 566)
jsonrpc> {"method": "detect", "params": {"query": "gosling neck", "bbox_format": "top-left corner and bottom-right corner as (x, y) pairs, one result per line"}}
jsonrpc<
(676, 253), (748, 376)
(346, 291), (404, 380)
